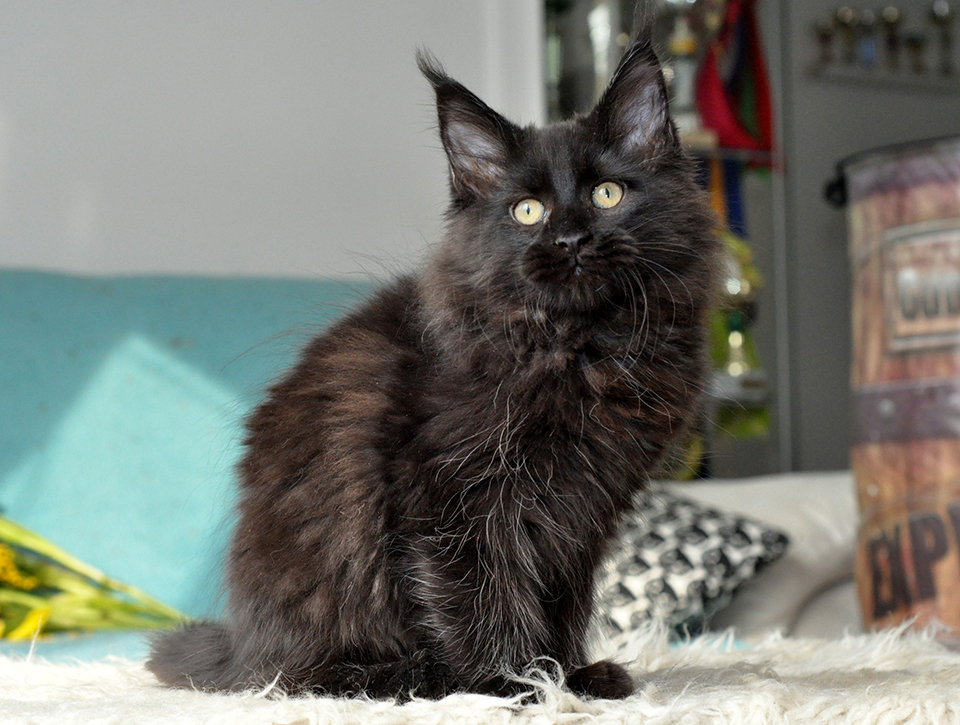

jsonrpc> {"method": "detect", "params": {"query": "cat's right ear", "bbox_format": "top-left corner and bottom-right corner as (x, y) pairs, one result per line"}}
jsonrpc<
(591, 21), (677, 157)
(418, 51), (517, 200)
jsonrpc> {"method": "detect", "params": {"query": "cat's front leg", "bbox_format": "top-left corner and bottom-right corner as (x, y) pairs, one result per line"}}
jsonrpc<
(409, 534), (550, 695)
(566, 660), (634, 699)
(542, 572), (635, 700)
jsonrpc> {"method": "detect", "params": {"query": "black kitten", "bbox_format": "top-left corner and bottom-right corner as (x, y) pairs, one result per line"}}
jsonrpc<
(148, 26), (718, 701)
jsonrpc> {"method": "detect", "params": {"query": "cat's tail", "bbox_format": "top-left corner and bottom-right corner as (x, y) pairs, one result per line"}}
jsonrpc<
(146, 621), (240, 691)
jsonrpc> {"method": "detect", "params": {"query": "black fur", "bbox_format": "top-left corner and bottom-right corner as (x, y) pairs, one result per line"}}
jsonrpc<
(147, 25), (718, 701)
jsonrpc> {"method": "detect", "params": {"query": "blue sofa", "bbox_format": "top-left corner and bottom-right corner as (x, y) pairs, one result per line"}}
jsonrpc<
(0, 270), (370, 659)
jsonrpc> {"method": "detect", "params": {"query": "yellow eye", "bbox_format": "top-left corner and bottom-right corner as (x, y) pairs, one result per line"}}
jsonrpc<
(592, 181), (624, 209)
(512, 198), (546, 225)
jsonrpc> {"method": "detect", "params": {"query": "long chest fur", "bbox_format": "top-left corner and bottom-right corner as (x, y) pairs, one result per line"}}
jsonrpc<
(399, 317), (692, 571)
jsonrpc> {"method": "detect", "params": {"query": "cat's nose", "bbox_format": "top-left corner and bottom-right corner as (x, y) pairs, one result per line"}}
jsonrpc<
(554, 233), (590, 253)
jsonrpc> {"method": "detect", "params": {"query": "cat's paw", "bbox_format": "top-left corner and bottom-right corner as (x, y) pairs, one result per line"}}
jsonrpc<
(566, 660), (634, 699)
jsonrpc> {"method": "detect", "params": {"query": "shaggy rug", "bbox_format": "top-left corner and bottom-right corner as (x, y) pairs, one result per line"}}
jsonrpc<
(2, 625), (958, 725)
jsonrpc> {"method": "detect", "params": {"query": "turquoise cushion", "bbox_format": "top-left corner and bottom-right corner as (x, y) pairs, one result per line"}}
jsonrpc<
(0, 270), (370, 659)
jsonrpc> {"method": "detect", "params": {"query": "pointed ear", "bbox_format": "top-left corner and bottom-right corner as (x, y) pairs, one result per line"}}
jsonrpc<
(591, 26), (677, 156)
(418, 51), (518, 200)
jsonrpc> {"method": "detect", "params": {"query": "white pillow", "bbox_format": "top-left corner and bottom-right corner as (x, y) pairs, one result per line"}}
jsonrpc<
(791, 577), (861, 638)
(664, 471), (860, 636)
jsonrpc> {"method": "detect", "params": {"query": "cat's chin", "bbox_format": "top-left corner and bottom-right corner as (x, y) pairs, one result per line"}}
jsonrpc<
(527, 275), (622, 314)
(520, 244), (640, 315)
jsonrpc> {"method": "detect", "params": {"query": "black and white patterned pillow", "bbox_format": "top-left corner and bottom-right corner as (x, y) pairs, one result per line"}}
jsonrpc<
(597, 487), (789, 635)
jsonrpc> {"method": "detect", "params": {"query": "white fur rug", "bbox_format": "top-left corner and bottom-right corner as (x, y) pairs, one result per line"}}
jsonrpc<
(3, 625), (959, 725)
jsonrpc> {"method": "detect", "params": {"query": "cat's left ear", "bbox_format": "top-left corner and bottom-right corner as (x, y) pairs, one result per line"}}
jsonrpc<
(591, 26), (677, 156)
(418, 51), (518, 200)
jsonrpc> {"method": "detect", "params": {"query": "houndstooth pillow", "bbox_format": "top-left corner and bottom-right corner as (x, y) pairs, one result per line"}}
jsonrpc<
(597, 487), (789, 636)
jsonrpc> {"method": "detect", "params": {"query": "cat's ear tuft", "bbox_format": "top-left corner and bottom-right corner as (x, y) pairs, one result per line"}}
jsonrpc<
(418, 50), (517, 200)
(591, 23), (677, 156)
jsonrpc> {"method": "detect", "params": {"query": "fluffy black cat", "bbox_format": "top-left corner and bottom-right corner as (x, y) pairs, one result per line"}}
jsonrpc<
(147, 26), (718, 701)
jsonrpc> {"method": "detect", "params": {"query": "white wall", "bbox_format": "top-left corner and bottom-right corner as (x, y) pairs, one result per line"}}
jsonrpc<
(0, 1), (544, 279)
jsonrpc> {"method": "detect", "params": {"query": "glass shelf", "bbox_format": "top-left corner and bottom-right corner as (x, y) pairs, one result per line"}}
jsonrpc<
(808, 64), (960, 95)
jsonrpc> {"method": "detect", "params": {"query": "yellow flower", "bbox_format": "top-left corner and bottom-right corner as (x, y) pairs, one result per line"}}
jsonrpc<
(0, 516), (185, 637)
(7, 607), (49, 641)
(0, 544), (39, 591)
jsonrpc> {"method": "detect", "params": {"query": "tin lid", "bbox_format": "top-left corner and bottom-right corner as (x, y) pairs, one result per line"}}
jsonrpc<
(825, 135), (960, 207)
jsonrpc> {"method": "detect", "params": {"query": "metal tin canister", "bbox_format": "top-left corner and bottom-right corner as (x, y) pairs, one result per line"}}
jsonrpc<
(841, 136), (960, 633)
